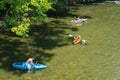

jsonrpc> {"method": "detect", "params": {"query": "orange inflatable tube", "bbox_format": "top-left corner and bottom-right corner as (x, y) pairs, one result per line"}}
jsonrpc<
(73, 35), (81, 45)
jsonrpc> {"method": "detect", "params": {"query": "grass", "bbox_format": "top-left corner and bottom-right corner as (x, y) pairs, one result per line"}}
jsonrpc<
(0, 3), (120, 80)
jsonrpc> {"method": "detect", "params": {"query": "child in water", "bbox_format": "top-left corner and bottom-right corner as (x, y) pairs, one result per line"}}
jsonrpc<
(73, 35), (81, 45)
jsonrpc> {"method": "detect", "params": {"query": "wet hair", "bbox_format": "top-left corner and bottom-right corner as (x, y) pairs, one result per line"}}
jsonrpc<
(32, 56), (36, 60)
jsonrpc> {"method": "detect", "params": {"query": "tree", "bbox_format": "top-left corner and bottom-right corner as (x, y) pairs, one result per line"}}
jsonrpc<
(0, 0), (95, 37)
(0, 0), (57, 37)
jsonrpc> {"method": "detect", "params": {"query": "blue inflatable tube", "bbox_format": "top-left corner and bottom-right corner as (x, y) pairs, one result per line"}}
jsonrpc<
(12, 62), (47, 70)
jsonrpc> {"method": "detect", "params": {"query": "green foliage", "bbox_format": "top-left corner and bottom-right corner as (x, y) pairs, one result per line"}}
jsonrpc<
(2, 17), (18, 27)
(53, 2), (69, 15)
(0, 0), (54, 37)
(11, 18), (30, 38)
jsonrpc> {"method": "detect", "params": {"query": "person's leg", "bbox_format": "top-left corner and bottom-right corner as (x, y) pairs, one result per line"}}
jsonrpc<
(26, 64), (31, 71)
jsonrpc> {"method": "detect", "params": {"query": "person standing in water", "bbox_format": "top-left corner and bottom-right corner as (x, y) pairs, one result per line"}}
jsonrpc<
(26, 57), (36, 71)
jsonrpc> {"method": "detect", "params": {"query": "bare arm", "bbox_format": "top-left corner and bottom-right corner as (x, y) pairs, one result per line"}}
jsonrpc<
(31, 61), (35, 66)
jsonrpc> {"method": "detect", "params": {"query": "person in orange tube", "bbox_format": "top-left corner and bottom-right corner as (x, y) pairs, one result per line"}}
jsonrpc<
(73, 35), (81, 45)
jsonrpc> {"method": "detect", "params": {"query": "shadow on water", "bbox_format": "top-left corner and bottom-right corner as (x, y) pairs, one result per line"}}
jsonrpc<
(30, 20), (76, 49)
(47, 3), (93, 19)
(0, 19), (78, 76)
(47, 9), (92, 19)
